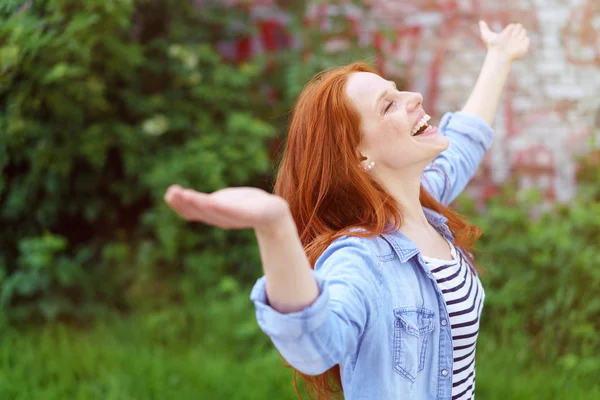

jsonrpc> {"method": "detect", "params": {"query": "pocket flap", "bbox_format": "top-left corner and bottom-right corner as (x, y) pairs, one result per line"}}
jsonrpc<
(394, 307), (434, 336)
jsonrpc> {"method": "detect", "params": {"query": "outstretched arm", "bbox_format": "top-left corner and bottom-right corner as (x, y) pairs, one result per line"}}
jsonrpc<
(164, 185), (378, 375)
(462, 21), (530, 125)
(164, 185), (319, 313)
(423, 21), (530, 205)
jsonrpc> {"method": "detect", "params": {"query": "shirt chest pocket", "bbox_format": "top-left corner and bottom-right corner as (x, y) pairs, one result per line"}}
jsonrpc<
(393, 307), (435, 383)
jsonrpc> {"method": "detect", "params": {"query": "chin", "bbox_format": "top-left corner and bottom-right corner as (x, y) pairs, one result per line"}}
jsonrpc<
(438, 135), (450, 151)
(427, 133), (450, 153)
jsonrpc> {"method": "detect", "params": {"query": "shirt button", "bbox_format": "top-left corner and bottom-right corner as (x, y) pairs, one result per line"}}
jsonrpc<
(441, 319), (448, 326)
(441, 369), (449, 377)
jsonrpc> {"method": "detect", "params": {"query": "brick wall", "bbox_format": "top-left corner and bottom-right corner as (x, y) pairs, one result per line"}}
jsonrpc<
(363, 0), (600, 204)
(225, 0), (600, 203)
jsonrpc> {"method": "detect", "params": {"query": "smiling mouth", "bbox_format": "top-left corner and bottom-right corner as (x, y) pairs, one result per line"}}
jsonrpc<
(411, 114), (431, 136)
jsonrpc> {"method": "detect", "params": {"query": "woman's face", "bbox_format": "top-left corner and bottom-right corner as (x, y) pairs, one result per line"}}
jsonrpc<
(345, 72), (449, 172)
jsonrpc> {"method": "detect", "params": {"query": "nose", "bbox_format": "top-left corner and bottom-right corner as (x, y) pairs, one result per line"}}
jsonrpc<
(406, 92), (423, 113)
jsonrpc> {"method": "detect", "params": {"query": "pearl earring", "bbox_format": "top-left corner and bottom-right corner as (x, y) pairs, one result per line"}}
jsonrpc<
(364, 161), (375, 171)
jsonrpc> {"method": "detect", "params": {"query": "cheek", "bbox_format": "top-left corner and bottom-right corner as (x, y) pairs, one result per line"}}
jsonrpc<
(361, 115), (411, 156)
(389, 113), (410, 133)
(385, 117), (412, 142)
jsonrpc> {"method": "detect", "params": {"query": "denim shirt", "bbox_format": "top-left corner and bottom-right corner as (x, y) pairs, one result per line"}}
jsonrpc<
(250, 112), (494, 400)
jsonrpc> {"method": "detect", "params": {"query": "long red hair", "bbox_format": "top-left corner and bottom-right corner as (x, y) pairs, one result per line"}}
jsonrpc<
(274, 62), (482, 399)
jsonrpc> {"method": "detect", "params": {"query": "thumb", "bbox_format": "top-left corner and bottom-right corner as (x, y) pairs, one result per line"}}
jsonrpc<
(479, 20), (490, 36)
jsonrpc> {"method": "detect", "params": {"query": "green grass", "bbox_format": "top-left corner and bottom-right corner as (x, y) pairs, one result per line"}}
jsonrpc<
(0, 300), (598, 400)
(0, 313), (297, 400)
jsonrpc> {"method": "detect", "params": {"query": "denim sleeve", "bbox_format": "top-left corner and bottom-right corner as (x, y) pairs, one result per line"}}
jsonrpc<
(249, 237), (381, 376)
(422, 111), (494, 205)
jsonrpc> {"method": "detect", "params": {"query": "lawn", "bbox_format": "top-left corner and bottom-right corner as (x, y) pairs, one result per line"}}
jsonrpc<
(1, 299), (598, 400)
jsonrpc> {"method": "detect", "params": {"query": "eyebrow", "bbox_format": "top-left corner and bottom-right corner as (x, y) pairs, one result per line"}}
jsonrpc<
(374, 81), (397, 111)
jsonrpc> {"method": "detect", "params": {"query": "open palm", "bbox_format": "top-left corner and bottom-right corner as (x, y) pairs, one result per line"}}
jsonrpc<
(479, 21), (530, 61)
(164, 185), (290, 230)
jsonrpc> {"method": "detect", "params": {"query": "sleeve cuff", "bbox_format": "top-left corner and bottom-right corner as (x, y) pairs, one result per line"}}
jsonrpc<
(439, 111), (494, 149)
(249, 272), (330, 340)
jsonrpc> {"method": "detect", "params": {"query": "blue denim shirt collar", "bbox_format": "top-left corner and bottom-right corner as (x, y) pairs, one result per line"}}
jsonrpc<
(382, 207), (453, 263)
(423, 206), (447, 226)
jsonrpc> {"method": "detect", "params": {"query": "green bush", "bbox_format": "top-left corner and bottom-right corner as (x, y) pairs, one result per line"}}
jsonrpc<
(0, 0), (277, 322)
(0, 0), (376, 324)
(457, 151), (600, 374)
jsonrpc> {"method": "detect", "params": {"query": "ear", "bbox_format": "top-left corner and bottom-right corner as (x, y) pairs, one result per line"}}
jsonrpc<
(357, 150), (367, 164)
(358, 152), (374, 171)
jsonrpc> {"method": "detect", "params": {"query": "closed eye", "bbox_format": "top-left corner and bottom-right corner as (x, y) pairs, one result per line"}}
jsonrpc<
(383, 101), (394, 115)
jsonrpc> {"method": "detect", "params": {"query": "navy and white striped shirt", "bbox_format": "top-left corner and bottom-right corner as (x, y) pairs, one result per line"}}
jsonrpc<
(422, 240), (485, 400)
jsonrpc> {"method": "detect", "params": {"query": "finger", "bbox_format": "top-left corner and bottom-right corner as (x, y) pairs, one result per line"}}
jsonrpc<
(479, 20), (491, 35)
(164, 184), (184, 204)
(167, 188), (213, 216)
(182, 189), (245, 219)
(513, 24), (525, 37)
(169, 191), (235, 227)
(180, 189), (241, 221)
(176, 189), (216, 220)
(505, 24), (517, 36)
(178, 190), (241, 228)
(166, 189), (209, 220)
(516, 28), (528, 41)
(165, 190), (197, 219)
(181, 189), (212, 208)
(164, 187), (184, 211)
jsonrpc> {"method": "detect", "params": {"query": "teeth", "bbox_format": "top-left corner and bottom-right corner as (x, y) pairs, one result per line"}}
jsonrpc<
(411, 114), (431, 136)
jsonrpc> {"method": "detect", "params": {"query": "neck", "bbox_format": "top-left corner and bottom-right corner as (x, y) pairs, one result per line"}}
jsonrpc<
(375, 165), (430, 228)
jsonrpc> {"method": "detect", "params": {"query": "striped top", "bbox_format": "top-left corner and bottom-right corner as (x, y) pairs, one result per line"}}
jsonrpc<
(422, 240), (484, 400)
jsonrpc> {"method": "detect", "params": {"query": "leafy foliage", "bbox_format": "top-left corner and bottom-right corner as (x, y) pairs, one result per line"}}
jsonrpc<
(0, 0), (270, 321)
(457, 150), (600, 374)
(0, 0), (376, 322)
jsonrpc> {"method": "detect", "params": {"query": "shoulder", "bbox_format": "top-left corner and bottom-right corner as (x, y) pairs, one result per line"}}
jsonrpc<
(318, 234), (396, 262)
(314, 234), (398, 279)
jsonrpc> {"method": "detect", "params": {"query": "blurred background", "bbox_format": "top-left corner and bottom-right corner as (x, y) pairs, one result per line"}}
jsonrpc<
(0, 0), (599, 399)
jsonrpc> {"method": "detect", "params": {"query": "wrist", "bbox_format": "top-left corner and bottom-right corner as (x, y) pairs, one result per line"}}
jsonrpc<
(254, 208), (296, 239)
(485, 48), (514, 65)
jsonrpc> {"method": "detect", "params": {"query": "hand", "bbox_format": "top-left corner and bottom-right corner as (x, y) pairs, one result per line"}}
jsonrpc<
(479, 21), (530, 61)
(164, 185), (290, 231)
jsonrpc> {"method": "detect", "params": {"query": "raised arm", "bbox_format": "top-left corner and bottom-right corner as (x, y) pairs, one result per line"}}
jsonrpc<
(423, 21), (530, 205)
(462, 21), (530, 125)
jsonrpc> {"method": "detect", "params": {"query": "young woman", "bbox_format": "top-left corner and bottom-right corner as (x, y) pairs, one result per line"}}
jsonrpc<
(165, 21), (529, 400)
